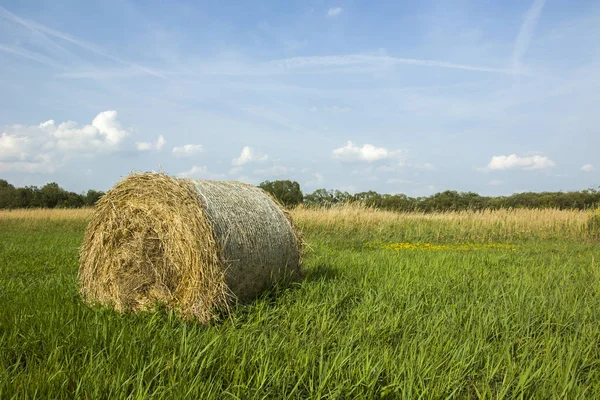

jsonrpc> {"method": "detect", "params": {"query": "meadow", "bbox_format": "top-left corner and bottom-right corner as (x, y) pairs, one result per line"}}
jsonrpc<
(1, 206), (599, 398)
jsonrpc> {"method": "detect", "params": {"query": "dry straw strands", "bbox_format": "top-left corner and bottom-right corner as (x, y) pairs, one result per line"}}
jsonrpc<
(78, 173), (302, 323)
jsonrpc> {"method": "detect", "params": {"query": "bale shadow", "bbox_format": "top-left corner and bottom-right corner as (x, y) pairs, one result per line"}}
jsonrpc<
(303, 263), (339, 282)
(232, 263), (338, 307)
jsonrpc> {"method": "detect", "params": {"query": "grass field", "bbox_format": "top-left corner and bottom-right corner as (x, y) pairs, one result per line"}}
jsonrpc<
(1, 206), (600, 398)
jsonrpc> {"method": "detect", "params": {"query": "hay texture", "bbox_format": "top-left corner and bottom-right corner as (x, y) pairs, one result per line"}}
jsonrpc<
(79, 172), (302, 322)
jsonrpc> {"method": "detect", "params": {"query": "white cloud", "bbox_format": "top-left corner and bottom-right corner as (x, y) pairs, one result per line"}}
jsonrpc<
(489, 179), (504, 186)
(156, 135), (166, 151)
(484, 154), (555, 171)
(0, 133), (30, 161)
(327, 7), (343, 17)
(305, 172), (325, 188)
(38, 110), (128, 152)
(333, 141), (403, 163)
(172, 144), (203, 157)
(136, 135), (166, 152)
(135, 142), (152, 151)
(0, 110), (130, 173)
(232, 146), (269, 166)
(39, 120), (54, 129)
(254, 165), (295, 178)
(89, 111), (129, 146)
(581, 164), (596, 172)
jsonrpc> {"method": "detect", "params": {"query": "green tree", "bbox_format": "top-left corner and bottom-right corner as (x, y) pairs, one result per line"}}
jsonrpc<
(39, 182), (67, 208)
(60, 192), (85, 208)
(304, 189), (351, 206)
(258, 180), (303, 207)
(303, 188), (330, 206)
(85, 190), (105, 206)
(0, 179), (16, 209)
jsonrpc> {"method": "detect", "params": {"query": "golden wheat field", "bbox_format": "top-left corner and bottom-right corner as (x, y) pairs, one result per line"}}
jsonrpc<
(0, 204), (591, 227)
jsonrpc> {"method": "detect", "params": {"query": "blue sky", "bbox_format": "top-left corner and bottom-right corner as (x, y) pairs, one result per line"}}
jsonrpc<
(0, 0), (598, 196)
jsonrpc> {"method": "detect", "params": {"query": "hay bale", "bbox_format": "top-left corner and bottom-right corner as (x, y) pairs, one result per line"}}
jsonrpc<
(78, 172), (302, 322)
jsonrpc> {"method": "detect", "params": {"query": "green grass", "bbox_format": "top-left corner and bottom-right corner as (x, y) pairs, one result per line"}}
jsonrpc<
(1, 216), (600, 398)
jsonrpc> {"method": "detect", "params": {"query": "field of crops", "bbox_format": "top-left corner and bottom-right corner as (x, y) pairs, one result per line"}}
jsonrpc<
(1, 206), (600, 398)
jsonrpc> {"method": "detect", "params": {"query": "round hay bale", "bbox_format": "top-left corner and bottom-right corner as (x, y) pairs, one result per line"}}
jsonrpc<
(78, 172), (302, 322)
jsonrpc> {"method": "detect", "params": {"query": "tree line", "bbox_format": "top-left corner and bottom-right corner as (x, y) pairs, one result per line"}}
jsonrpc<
(1, 178), (599, 212)
(0, 180), (105, 209)
(258, 180), (600, 212)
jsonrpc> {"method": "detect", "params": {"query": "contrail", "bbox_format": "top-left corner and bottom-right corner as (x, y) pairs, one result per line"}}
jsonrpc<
(512, 0), (547, 71)
(0, 6), (166, 80)
(0, 44), (65, 69)
(270, 54), (524, 75)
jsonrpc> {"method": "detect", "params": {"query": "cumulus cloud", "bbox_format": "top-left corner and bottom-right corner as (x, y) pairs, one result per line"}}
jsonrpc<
(135, 142), (152, 151)
(136, 135), (165, 151)
(0, 133), (30, 161)
(327, 7), (343, 17)
(39, 111), (128, 152)
(581, 164), (596, 172)
(484, 154), (555, 171)
(232, 146), (269, 166)
(172, 144), (203, 157)
(88, 111), (129, 146)
(156, 135), (166, 151)
(332, 141), (403, 163)
(0, 110), (129, 173)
